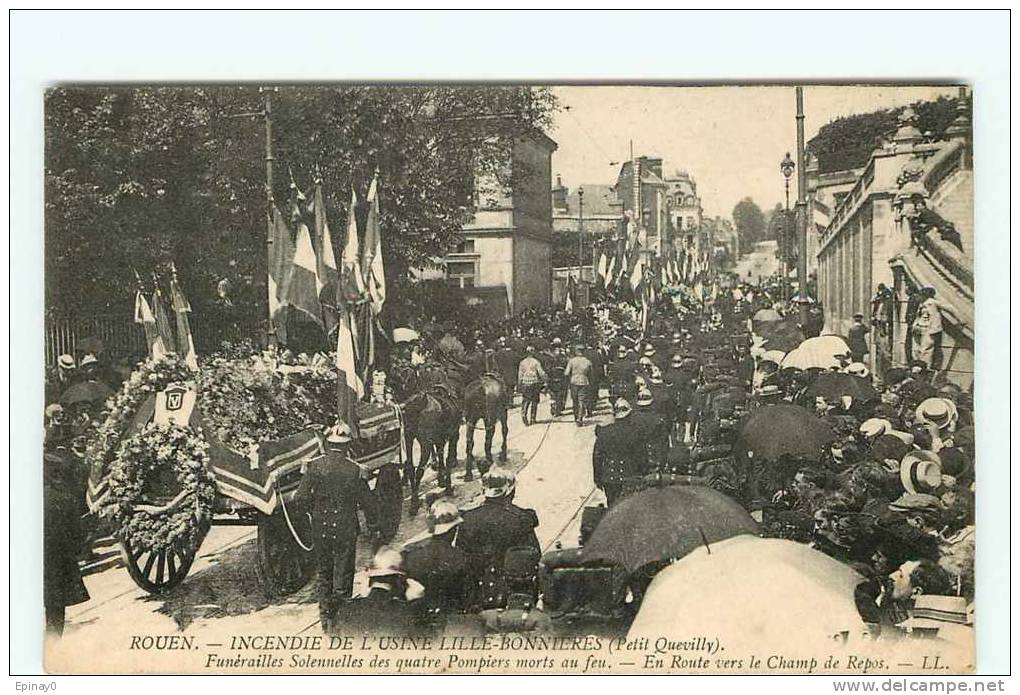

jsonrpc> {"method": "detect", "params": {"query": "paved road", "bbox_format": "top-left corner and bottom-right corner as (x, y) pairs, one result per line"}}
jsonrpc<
(48, 391), (611, 669)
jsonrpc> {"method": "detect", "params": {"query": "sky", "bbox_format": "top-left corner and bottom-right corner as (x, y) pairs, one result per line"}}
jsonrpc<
(547, 85), (961, 219)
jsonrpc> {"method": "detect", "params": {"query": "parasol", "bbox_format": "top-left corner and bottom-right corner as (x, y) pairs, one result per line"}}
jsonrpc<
(781, 334), (851, 371)
(627, 535), (865, 652)
(751, 308), (783, 335)
(583, 486), (759, 573)
(802, 371), (879, 403)
(391, 327), (420, 344)
(760, 349), (787, 365)
(732, 403), (835, 462)
(60, 379), (114, 406)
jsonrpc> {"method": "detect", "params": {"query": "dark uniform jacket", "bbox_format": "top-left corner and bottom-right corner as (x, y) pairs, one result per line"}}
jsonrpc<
(294, 450), (379, 544)
(593, 414), (650, 488)
(338, 585), (426, 637)
(44, 450), (90, 609)
(631, 407), (670, 468)
(456, 500), (540, 609)
(402, 536), (472, 613)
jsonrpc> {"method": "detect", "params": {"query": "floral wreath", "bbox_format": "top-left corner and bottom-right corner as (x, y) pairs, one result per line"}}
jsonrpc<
(99, 421), (217, 554)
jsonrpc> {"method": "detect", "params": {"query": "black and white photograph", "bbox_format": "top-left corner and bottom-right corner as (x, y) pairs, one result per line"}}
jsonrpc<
(10, 9), (1010, 681)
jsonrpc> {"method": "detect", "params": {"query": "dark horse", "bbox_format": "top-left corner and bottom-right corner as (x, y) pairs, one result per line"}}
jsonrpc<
(463, 375), (509, 478)
(396, 368), (461, 516)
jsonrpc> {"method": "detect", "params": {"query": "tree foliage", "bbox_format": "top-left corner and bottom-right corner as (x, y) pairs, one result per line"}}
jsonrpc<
(45, 86), (558, 323)
(732, 197), (767, 253)
(806, 96), (965, 175)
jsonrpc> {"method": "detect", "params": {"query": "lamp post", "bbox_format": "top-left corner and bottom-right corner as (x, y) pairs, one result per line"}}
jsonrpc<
(795, 87), (809, 327)
(780, 152), (795, 301)
(577, 186), (585, 281)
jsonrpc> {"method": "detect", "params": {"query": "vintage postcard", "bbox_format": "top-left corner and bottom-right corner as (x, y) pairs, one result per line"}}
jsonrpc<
(42, 83), (975, 674)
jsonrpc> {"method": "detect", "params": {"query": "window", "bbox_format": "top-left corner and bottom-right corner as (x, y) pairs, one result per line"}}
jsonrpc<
(454, 240), (475, 254)
(446, 260), (477, 288)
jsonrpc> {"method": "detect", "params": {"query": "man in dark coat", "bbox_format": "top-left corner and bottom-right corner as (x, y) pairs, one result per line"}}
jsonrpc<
(44, 430), (90, 636)
(495, 339), (520, 406)
(848, 312), (870, 363)
(402, 501), (471, 618)
(294, 424), (380, 631)
(456, 466), (540, 610)
(593, 398), (651, 506)
(338, 548), (426, 637)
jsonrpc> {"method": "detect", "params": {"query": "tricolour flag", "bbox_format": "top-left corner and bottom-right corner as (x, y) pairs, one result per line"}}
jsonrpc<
(286, 201), (324, 327)
(311, 183), (339, 335)
(596, 251), (608, 288)
(134, 291), (166, 359)
(335, 296), (364, 439)
(565, 274), (575, 312)
(268, 204), (295, 344)
(341, 185), (366, 302)
(169, 268), (198, 370)
(361, 172), (386, 316)
(151, 279), (176, 356)
(628, 240), (645, 295)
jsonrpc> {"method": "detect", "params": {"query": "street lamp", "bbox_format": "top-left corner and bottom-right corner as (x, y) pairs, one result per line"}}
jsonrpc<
(779, 152), (796, 299)
(577, 186), (585, 281)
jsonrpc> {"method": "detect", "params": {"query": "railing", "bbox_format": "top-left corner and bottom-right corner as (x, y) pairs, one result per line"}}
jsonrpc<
(924, 140), (967, 197)
(44, 312), (265, 368)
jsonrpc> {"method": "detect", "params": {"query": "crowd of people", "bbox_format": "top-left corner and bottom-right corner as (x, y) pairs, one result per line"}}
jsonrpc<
(359, 272), (974, 637)
(43, 271), (973, 640)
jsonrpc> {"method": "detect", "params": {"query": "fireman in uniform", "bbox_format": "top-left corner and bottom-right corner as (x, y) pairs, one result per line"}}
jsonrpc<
(295, 423), (380, 632)
(456, 466), (540, 610)
(592, 397), (650, 506)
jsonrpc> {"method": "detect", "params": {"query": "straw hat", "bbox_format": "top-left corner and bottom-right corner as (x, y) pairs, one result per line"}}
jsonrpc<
(859, 418), (892, 439)
(80, 353), (99, 367)
(915, 398), (958, 431)
(900, 450), (943, 495)
(367, 548), (405, 578)
(57, 354), (76, 370)
(845, 362), (870, 378)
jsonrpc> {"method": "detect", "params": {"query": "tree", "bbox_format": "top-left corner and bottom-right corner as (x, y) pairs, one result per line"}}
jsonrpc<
(731, 197), (767, 253)
(45, 86), (559, 328)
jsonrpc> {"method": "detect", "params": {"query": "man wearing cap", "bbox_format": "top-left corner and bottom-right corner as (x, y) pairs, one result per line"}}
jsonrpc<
(516, 345), (547, 426)
(402, 501), (471, 618)
(295, 424), (381, 632)
(848, 313), (870, 364)
(339, 548), (426, 636)
(456, 466), (540, 610)
(540, 338), (567, 417)
(563, 345), (594, 426)
(593, 398), (649, 506)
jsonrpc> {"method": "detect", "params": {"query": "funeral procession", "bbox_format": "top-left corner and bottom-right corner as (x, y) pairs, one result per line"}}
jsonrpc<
(41, 84), (976, 673)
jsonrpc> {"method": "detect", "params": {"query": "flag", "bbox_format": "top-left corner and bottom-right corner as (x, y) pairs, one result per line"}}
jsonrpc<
(628, 241), (645, 295)
(311, 182), (339, 334)
(596, 250), (608, 288)
(151, 280), (176, 356)
(286, 206), (324, 327)
(335, 297), (364, 439)
(564, 274), (575, 312)
(605, 254), (617, 289)
(361, 172), (386, 316)
(134, 291), (166, 359)
(341, 185), (366, 302)
(169, 269), (198, 370)
(268, 204), (295, 345)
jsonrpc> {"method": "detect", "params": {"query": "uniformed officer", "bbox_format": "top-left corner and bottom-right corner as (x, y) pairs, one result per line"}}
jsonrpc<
(294, 423), (381, 632)
(456, 466), (540, 610)
(593, 397), (650, 506)
(402, 501), (472, 619)
(338, 548), (426, 637)
(540, 338), (567, 417)
(631, 388), (670, 473)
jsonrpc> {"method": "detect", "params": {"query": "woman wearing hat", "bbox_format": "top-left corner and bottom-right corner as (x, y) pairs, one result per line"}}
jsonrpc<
(402, 501), (471, 617)
(338, 548), (426, 637)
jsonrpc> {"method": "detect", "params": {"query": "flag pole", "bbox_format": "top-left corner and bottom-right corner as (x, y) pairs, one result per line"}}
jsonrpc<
(262, 87), (277, 349)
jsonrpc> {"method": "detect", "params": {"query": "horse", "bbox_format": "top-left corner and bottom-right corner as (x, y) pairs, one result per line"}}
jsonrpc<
(463, 375), (509, 478)
(399, 389), (460, 516)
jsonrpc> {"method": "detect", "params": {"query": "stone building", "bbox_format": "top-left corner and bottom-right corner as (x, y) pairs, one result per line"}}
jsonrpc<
(438, 128), (558, 317)
(615, 156), (671, 257)
(664, 170), (704, 253)
(815, 100), (973, 388)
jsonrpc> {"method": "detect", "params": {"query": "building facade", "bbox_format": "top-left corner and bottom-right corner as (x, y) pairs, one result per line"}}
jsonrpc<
(439, 129), (558, 316)
(615, 157), (671, 257)
(815, 101), (973, 388)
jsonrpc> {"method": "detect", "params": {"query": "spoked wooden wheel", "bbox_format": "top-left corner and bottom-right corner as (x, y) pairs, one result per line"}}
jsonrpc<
(120, 536), (200, 595)
(256, 510), (314, 598)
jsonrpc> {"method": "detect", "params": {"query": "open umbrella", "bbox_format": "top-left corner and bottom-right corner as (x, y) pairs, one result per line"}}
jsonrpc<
(751, 308), (782, 335)
(627, 535), (865, 653)
(760, 349), (787, 365)
(60, 379), (114, 406)
(391, 327), (420, 344)
(733, 403), (835, 462)
(781, 334), (850, 371)
(583, 486), (759, 574)
(802, 371), (879, 403)
(757, 317), (804, 353)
